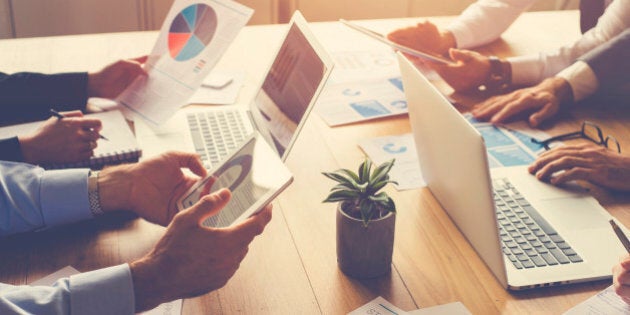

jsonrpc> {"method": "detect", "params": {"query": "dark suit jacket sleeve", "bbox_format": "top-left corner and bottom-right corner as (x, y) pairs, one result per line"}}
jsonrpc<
(0, 137), (24, 162)
(0, 72), (89, 125)
(579, 28), (630, 91)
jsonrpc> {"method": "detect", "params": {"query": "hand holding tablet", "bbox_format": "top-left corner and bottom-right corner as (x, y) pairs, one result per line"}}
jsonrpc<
(340, 19), (455, 65)
(178, 132), (293, 228)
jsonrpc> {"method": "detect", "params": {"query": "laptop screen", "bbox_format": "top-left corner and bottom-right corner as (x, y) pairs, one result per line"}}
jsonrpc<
(250, 22), (327, 158)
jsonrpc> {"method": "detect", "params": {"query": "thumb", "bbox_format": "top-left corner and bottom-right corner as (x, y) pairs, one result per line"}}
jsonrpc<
(621, 255), (630, 269)
(449, 48), (475, 62)
(59, 110), (84, 118)
(187, 189), (232, 225)
(131, 55), (148, 64)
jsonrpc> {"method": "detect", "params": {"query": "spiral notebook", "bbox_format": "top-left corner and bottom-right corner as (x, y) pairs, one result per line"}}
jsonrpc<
(0, 110), (141, 169)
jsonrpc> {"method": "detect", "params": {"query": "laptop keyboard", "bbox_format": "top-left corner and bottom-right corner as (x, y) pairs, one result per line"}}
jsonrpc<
(493, 178), (583, 269)
(187, 110), (250, 168)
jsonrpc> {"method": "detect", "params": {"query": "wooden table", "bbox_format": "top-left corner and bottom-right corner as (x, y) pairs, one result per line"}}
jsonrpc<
(1, 11), (630, 314)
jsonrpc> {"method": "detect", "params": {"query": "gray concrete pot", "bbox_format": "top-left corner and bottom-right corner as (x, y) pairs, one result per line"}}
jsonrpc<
(336, 202), (396, 279)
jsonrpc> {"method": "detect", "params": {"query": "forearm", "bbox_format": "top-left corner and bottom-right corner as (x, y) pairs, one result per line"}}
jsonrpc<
(0, 264), (134, 315)
(0, 72), (89, 126)
(446, 0), (535, 49)
(0, 161), (92, 237)
(507, 0), (629, 86)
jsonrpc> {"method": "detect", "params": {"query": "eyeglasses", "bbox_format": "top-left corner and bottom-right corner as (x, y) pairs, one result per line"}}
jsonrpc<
(531, 121), (621, 153)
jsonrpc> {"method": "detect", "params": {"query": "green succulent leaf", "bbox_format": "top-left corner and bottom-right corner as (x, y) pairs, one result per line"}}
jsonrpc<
(370, 159), (395, 185)
(322, 171), (355, 186)
(359, 199), (375, 227)
(358, 158), (372, 183)
(323, 189), (360, 203)
(337, 169), (360, 184)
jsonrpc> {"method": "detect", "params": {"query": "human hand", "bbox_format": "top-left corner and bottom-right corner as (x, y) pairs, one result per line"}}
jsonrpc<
(18, 110), (102, 164)
(87, 56), (148, 99)
(129, 189), (273, 312)
(387, 21), (456, 55)
(98, 151), (208, 225)
(430, 48), (491, 92)
(528, 143), (630, 191)
(613, 254), (630, 304)
(472, 77), (573, 127)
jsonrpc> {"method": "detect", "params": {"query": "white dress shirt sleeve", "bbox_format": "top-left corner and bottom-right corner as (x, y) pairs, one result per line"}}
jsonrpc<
(507, 0), (630, 86)
(446, 0), (536, 49)
(556, 61), (599, 102)
(0, 161), (92, 237)
(0, 264), (135, 314)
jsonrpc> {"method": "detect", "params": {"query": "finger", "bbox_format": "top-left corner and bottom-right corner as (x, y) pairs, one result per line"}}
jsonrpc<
(529, 102), (558, 127)
(621, 255), (630, 268)
(448, 48), (475, 63)
(472, 100), (505, 121)
(488, 95), (534, 124)
(534, 156), (591, 181)
(169, 151), (207, 178)
(529, 148), (573, 174)
(229, 204), (273, 240)
(68, 117), (103, 131)
(549, 167), (593, 185)
(131, 55), (148, 64)
(78, 129), (101, 141)
(59, 110), (83, 118)
(615, 283), (630, 300)
(187, 189), (232, 224)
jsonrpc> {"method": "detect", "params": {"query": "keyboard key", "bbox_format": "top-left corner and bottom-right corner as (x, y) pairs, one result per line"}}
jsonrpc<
(550, 235), (565, 243)
(562, 248), (577, 256)
(557, 242), (571, 250)
(568, 255), (583, 263)
(541, 253), (558, 265)
(525, 249), (538, 257)
(550, 249), (570, 264)
(531, 256), (547, 267)
(517, 254), (529, 261)
(522, 260), (535, 268)
(521, 205), (558, 235)
(511, 260), (523, 269)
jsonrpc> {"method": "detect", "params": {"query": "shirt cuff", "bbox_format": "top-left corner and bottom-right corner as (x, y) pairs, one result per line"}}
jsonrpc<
(40, 168), (92, 228)
(507, 55), (544, 86)
(556, 61), (599, 102)
(70, 264), (135, 315)
(445, 23), (476, 49)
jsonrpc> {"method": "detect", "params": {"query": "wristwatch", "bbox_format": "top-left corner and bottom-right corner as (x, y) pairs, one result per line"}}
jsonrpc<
(88, 171), (104, 216)
(486, 56), (511, 91)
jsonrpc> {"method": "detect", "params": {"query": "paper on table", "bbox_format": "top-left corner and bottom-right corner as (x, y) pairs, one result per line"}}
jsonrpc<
(409, 302), (471, 315)
(317, 77), (407, 126)
(359, 133), (425, 191)
(188, 70), (245, 105)
(117, 0), (253, 126)
(30, 266), (182, 315)
(348, 296), (408, 315)
(464, 114), (548, 168)
(564, 285), (630, 314)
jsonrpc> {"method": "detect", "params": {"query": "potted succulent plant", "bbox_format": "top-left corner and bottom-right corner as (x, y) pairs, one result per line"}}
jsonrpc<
(322, 158), (397, 279)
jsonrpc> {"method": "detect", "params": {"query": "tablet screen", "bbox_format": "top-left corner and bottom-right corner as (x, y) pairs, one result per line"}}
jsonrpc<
(178, 133), (293, 227)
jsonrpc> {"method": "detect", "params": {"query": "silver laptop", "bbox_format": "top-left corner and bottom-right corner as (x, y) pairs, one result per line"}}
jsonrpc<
(397, 52), (625, 290)
(136, 11), (333, 167)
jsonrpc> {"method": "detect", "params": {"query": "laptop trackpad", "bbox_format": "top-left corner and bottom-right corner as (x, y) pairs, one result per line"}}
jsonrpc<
(535, 198), (609, 231)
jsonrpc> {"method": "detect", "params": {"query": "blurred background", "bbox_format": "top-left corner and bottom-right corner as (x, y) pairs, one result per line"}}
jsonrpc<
(0, 0), (578, 39)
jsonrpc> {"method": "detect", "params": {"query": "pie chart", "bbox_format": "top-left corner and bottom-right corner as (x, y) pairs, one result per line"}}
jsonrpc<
(168, 4), (217, 62)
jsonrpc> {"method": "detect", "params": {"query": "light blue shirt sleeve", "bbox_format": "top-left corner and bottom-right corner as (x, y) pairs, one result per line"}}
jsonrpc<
(0, 264), (135, 314)
(0, 161), (93, 236)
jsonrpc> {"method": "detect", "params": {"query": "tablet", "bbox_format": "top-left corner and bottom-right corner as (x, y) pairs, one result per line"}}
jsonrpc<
(177, 132), (293, 227)
(340, 19), (454, 65)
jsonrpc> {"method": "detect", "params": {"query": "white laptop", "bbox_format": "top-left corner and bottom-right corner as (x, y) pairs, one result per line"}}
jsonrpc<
(397, 52), (625, 290)
(136, 11), (333, 166)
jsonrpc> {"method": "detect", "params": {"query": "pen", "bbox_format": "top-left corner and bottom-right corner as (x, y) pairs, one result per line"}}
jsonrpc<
(49, 109), (109, 141)
(610, 219), (630, 253)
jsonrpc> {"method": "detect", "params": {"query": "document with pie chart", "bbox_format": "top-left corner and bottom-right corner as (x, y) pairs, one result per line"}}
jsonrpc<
(117, 0), (253, 126)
